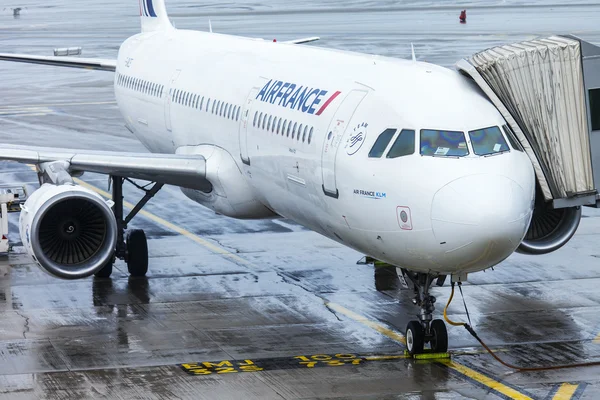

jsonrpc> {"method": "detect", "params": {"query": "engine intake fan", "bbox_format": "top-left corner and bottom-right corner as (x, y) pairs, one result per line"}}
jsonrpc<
(20, 184), (117, 279)
(517, 195), (581, 255)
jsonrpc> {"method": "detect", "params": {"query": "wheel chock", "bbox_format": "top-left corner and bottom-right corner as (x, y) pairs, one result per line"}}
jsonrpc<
(404, 350), (451, 360)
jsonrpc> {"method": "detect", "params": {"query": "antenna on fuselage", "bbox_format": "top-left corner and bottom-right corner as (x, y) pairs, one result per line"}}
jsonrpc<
(411, 43), (416, 62)
(209, 19), (213, 33)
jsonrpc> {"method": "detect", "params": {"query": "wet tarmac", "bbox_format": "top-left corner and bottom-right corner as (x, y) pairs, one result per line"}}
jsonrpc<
(2, 0), (600, 399)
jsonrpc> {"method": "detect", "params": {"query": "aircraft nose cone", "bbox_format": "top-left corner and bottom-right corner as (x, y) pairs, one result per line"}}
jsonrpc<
(431, 174), (532, 271)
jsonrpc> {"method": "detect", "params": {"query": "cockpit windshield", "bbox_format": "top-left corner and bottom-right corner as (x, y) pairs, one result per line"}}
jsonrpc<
(468, 126), (509, 156)
(420, 129), (469, 157)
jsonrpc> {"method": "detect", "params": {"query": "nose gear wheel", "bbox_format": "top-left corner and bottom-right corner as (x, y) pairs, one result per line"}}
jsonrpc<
(402, 270), (449, 355)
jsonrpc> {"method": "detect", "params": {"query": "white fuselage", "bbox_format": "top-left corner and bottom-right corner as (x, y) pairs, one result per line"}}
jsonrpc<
(114, 28), (536, 275)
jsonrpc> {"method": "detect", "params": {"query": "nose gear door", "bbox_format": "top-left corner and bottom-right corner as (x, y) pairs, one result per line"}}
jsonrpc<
(321, 90), (367, 198)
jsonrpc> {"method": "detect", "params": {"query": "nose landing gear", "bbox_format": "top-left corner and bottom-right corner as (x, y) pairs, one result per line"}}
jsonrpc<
(402, 270), (449, 355)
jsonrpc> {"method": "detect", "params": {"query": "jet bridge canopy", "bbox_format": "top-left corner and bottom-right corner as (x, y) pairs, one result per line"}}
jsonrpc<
(457, 35), (600, 208)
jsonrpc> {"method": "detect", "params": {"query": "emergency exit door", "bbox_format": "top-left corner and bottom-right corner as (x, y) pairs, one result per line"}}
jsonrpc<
(321, 90), (367, 198)
(239, 87), (260, 166)
(164, 69), (181, 132)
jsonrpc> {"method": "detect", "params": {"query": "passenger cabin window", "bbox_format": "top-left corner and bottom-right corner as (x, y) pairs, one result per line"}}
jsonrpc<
(468, 126), (509, 156)
(387, 129), (415, 158)
(369, 128), (397, 158)
(308, 127), (313, 144)
(502, 125), (524, 152)
(420, 129), (468, 157)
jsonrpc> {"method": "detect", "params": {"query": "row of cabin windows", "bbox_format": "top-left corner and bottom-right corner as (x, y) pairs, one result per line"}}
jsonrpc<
(252, 111), (314, 145)
(116, 72), (164, 98)
(170, 89), (241, 121)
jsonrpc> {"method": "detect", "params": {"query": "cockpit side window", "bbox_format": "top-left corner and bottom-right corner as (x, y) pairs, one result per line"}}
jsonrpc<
(502, 125), (524, 152)
(387, 129), (415, 158)
(468, 126), (509, 156)
(368, 128), (396, 158)
(420, 129), (468, 157)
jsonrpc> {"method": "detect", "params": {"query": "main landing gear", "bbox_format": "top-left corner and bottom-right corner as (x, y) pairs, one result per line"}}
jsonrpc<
(402, 270), (449, 355)
(95, 176), (163, 278)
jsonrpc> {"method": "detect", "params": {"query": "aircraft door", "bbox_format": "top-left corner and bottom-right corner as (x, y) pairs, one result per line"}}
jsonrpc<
(321, 90), (367, 198)
(164, 69), (181, 132)
(239, 86), (260, 166)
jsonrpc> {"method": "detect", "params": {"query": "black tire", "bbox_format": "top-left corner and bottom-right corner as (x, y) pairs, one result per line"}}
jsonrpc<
(94, 260), (113, 278)
(430, 319), (448, 353)
(406, 321), (425, 355)
(126, 229), (148, 277)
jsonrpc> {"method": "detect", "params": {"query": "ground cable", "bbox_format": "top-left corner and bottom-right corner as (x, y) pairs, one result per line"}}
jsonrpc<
(443, 282), (600, 371)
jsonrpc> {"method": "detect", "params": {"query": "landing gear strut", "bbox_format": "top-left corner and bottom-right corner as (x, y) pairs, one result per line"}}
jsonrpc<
(402, 270), (448, 355)
(94, 176), (163, 278)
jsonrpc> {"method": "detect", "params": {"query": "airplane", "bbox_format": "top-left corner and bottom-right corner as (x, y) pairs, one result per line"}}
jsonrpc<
(0, 0), (582, 355)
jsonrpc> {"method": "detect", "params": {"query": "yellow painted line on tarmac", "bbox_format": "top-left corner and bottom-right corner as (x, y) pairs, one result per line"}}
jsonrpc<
(72, 177), (251, 266)
(439, 360), (534, 400)
(325, 301), (407, 345)
(552, 383), (579, 400)
(593, 333), (600, 344)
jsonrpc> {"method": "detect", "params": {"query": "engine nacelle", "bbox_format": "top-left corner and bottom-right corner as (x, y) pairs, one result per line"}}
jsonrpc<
(19, 184), (117, 279)
(517, 199), (581, 255)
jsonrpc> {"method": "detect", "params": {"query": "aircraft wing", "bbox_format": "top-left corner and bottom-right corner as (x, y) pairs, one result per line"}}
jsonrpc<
(283, 37), (320, 45)
(0, 144), (209, 191)
(0, 53), (116, 71)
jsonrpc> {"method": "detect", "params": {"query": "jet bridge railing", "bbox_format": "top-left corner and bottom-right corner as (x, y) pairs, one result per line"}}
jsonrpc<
(457, 35), (598, 208)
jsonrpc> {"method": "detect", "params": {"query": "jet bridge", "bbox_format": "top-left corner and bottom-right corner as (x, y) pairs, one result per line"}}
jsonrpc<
(456, 35), (600, 254)
(457, 35), (600, 208)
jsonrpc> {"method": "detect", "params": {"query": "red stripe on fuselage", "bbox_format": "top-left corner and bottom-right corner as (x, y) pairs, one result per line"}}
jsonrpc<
(315, 91), (341, 115)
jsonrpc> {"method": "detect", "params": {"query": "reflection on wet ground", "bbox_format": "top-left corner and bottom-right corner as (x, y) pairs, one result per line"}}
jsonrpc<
(2, 0), (600, 398)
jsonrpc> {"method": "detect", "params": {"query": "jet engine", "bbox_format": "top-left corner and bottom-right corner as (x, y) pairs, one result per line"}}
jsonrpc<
(19, 184), (117, 279)
(517, 195), (581, 255)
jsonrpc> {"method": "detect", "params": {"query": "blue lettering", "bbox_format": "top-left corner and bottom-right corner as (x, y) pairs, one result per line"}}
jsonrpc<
(274, 82), (289, 104)
(308, 90), (328, 114)
(279, 83), (296, 106)
(266, 81), (283, 104)
(302, 89), (320, 113)
(292, 87), (310, 110)
(256, 79), (272, 100)
(286, 86), (303, 108)
(256, 78), (334, 115)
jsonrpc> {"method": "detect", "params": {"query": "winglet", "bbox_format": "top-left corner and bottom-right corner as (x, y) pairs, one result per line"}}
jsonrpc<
(139, 0), (173, 33)
(411, 43), (416, 62)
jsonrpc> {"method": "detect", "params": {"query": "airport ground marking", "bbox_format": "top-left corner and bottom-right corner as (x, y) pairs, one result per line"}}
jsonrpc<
(325, 301), (406, 345)
(593, 333), (600, 344)
(550, 383), (584, 400)
(181, 353), (383, 375)
(0, 101), (117, 110)
(440, 360), (534, 400)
